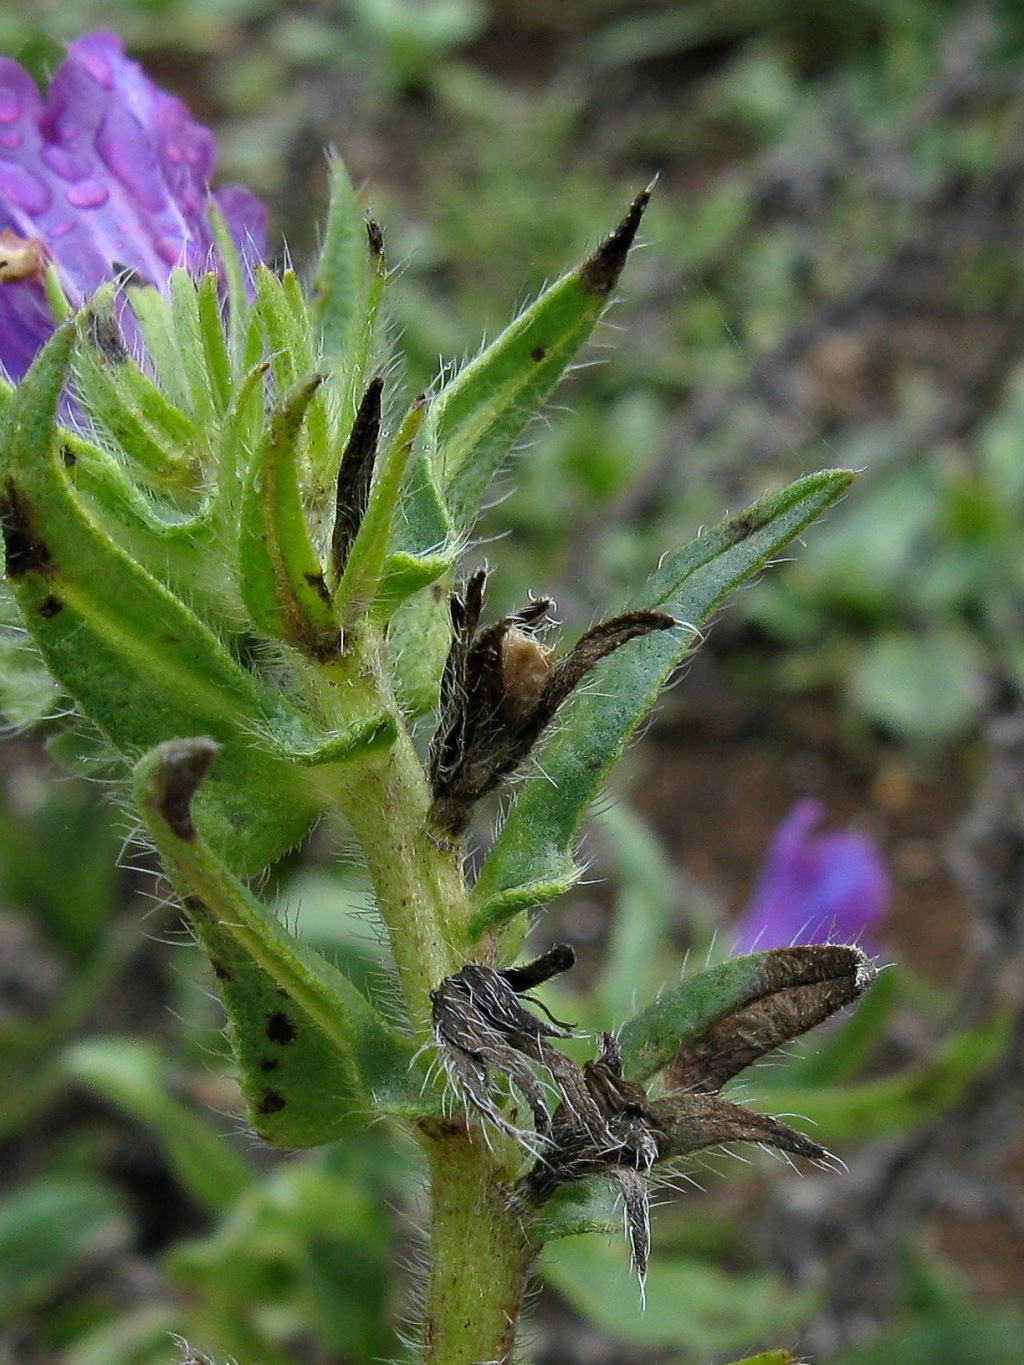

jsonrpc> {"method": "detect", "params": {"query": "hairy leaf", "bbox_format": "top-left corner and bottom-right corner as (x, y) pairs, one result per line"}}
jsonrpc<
(0, 326), (320, 874)
(134, 739), (421, 1145)
(471, 470), (854, 934)
(434, 188), (652, 530)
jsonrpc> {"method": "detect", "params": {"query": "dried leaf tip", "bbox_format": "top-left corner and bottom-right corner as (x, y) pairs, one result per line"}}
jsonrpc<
(85, 303), (130, 365)
(429, 570), (675, 835)
(332, 376), (384, 580)
(151, 737), (219, 841)
(430, 948), (577, 1141)
(581, 182), (655, 295)
(366, 216), (385, 261)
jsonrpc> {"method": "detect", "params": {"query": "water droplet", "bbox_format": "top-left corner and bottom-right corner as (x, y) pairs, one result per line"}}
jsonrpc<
(0, 87), (21, 124)
(67, 181), (110, 209)
(50, 221), (75, 239)
(42, 146), (90, 182)
(0, 130), (19, 150)
(0, 163), (50, 215)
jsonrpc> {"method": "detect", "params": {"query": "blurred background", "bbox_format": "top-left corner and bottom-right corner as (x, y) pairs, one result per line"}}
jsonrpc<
(2, 2), (1024, 1363)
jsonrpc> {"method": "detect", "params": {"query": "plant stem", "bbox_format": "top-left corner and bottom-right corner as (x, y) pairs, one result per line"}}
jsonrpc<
(334, 725), (468, 1034)
(420, 1121), (535, 1365)
(307, 630), (532, 1363)
(303, 632), (470, 1036)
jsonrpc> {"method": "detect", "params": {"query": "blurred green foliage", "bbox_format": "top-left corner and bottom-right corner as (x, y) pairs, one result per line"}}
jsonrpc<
(3, 2), (1024, 1363)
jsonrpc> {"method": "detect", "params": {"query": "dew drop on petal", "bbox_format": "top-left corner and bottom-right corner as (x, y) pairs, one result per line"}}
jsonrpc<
(0, 86), (21, 123)
(0, 131), (20, 150)
(66, 180), (110, 209)
(50, 220), (75, 239)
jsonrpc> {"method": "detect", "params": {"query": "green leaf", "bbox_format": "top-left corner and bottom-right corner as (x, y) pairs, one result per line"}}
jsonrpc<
(0, 325), (320, 875)
(534, 1179), (623, 1242)
(75, 291), (201, 497)
(126, 280), (193, 413)
(313, 157), (378, 364)
(312, 158), (387, 496)
(387, 575), (455, 715)
(542, 1236), (812, 1351)
(64, 434), (242, 629)
(133, 739), (422, 1145)
(64, 1037), (251, 1212)
(0, 596), (60, 728)
(207, 203), (250, 375)
(615, 948), (845, 1084)
(196, 270), (233, 416)
(432, 187), (652, 530)
(471, 469), (855, 933)
(237, 373), (341, 655)
(167, 1153), (404, 1365)
(849, 627), (986, 743)
(387, 420), (456, 562)
(169, 267), (220, 429)
(0, 1176), (126, 1323)
(254, 264), (313, 394)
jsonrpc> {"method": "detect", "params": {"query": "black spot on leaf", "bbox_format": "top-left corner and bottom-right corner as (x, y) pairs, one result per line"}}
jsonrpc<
(266, 1012), (297, 1045)
(1, 483), (53, 577)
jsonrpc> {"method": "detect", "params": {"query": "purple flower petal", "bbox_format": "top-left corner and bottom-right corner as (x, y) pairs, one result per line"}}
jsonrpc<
(732, 799), (890, 955)
(0, 31), (267, 382)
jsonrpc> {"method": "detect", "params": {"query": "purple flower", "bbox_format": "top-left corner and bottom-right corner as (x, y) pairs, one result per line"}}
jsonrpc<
(733, 799), (890, 955)
(0, 31), (266, 382)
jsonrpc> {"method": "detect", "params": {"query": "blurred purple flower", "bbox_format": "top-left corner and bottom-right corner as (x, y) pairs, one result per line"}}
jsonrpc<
(733, 799), (890, 955)
(0, 31), (266, 382)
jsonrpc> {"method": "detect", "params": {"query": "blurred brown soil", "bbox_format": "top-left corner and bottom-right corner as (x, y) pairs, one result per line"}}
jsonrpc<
(634, 655), (971, 988)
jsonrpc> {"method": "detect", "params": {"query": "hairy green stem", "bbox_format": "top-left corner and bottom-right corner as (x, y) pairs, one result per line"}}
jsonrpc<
(305, 630), (531, 1361)
(333, 726), (467, 1035)
(420, 1122), (536, 1365)
(302, 633), (469, 1035)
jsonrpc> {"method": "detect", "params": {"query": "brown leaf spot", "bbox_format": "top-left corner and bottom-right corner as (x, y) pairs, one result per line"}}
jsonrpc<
(1, 483), (53, 578)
